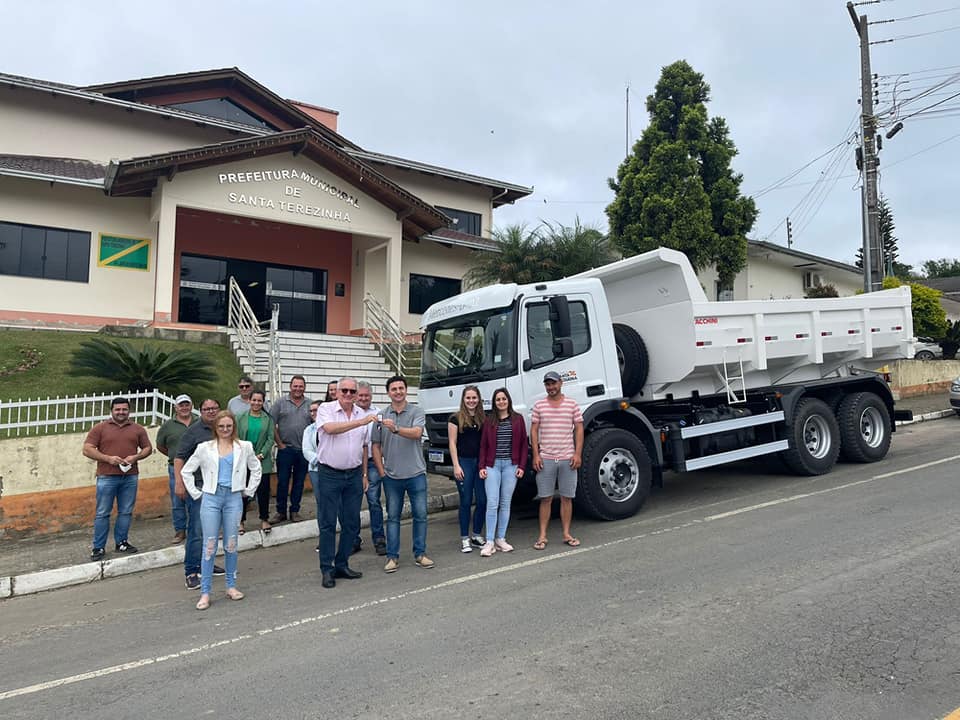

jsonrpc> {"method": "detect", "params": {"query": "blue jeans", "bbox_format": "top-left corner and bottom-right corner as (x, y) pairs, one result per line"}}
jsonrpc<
(199, 486), (243, 594)
(365, 459), (385, 543)
(184, 493), (202, 577)
(384, 473), (428, 560)
(456, 457), (486, 538)
(275, 445), (307, 516)
(92, 474), (138, 550)
(309, 469), (321, 536)
(484, 458), (518, 541)
(316, 465), (363, 574)
(167, 465), (186, 532)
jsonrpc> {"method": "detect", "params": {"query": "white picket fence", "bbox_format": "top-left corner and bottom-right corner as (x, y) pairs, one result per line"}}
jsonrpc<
(0, 389), (185, 438)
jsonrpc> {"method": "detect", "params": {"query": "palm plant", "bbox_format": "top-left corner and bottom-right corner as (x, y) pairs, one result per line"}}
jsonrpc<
(69, 338), (217, 393)
(464, 224), (556, 288)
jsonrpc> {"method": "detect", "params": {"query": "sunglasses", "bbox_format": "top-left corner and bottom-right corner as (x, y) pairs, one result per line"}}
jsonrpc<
(340, 388), (357, 395)
(238, 384), (252, 389)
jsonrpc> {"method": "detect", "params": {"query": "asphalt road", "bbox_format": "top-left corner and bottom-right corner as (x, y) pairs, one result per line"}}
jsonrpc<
(1, 418), (959, 720)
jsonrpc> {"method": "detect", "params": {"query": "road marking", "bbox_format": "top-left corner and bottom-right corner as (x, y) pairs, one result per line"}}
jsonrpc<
(943, 706), (960, 720)
(3, 453), (958, 702)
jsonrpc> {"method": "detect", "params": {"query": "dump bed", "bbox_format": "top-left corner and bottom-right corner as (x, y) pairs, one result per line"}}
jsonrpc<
(573, 248), (913, 401)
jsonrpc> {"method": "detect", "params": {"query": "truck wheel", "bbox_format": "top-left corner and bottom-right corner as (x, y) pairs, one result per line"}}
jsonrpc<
(779, 397), (840, 475)
(837, 392), (891, 462)
(576, 428), (652, 520)
(613, 324), (649, 396)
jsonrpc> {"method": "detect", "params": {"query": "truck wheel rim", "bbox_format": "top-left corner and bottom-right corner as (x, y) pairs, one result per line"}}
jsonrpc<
(802, 415), (831, 459)
(597, 448), (639, 503)
(859, 407), (884, 448)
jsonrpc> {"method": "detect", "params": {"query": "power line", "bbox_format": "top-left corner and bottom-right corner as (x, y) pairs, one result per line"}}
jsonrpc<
(897, 88), (960, 121)
(883, 131), (960, 168)
(871, 22), (960, 43)
(870, 5), (960, 24)
(876, 63), (960, 79)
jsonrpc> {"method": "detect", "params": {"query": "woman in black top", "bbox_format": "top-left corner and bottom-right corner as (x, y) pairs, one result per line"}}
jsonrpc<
(447, 385), (487, 553)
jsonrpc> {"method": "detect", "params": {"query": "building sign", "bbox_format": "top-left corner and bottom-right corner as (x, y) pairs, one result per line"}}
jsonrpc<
(97, 234), (151, 271)
(218, 167), (357, 223)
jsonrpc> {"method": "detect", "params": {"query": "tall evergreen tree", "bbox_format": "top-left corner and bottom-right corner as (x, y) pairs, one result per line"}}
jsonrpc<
(854, 195), (912, 279)
(606, 60), (757, 286)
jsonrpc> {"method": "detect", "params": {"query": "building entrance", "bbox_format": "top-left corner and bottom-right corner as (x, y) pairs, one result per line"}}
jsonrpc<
(178, 254), (327, 332)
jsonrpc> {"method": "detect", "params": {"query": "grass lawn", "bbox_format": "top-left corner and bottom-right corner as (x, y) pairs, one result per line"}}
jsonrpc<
(0, 328), (243, 405)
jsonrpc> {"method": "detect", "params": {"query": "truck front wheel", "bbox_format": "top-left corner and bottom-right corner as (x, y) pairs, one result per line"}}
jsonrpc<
(576, 428), (652, 520)
(779, 397), (841, 475)
(837, 392), (891, 462)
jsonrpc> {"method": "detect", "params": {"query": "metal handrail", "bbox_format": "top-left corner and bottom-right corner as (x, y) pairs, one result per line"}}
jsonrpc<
(227, 276), (282, 402)
(363, 293), (416, 376)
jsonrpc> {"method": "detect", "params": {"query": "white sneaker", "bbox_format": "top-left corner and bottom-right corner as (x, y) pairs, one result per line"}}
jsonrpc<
(470, 535), (485, 548)
(460, 537), (473, 553)
(494, 538), (514, 553)
(479, 541), (496, 557)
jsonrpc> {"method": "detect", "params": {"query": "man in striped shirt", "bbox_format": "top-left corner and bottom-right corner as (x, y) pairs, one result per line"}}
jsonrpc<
(530, 371), (584, 550)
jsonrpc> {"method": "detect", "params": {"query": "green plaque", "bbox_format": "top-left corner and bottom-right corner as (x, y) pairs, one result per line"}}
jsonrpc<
(98, 235), (151, 271)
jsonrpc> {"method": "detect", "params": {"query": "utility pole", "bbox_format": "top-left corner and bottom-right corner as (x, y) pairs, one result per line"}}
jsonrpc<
(625, 84), (630, 159)
(847, 1), (883, 292)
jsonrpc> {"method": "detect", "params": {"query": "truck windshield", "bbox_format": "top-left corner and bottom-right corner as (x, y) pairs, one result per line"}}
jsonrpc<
(420, 306), (517, 388)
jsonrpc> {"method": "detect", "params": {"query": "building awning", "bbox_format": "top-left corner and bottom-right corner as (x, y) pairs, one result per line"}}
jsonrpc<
(104, 129), (450, 241)
(0, 155), (106, 187)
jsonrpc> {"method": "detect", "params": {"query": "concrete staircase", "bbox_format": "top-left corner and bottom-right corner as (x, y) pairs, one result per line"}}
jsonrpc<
(228, 330), (416, 408)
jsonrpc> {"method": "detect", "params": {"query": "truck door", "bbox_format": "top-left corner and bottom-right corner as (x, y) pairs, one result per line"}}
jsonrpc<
(519, 294), (606, 409)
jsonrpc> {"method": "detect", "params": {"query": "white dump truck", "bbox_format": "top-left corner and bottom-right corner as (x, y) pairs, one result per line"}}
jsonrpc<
(418, 247), (914, 520)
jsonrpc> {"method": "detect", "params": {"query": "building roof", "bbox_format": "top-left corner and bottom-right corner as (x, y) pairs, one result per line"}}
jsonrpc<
(747, 239), (862, 275)
(425, 227), (497, 251)
(347, 148), (533, 207)
(0, 154), (106, 186)
(920, 276), (960, 294)
(104, 129), (449, 241)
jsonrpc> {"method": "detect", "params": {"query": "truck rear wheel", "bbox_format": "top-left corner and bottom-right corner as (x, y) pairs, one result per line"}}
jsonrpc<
(576, 428), (652, 520)
(837, 392), (891, 462)
(613, 324), (649, 396)
(779, 397), (841, 475)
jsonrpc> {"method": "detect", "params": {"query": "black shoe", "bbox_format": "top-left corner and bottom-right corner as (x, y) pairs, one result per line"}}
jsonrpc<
(321, 572), (336, 589)
(351, 538), (363, 555)
(115, 541), (138, 554)
(333, 566), (363, 579)
(90, 547), (105, 562)
(184, 574), (201, 591)
(374, 539), (387, 556)
(213, 564), (225, 576)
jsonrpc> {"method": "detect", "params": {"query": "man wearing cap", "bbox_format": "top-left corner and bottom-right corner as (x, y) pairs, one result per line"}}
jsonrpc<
(156, 394), (196, 544)
(530, 371), (584, 550)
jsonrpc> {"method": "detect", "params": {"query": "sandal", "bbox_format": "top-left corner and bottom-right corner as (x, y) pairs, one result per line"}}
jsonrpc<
(238, 522), (245, 536)
(226, 588), (245, 601)
(261, 521), (272, 535)
(562, 537), (581, 547)
(533, 539), (548, 550)
(196, 594), (210, 611)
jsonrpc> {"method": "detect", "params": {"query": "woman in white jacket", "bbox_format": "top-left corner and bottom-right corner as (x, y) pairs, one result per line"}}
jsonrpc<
(182, 410), (262, 611)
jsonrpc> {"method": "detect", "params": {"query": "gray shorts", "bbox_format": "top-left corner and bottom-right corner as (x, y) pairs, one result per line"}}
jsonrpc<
(536, 458), (578, 498)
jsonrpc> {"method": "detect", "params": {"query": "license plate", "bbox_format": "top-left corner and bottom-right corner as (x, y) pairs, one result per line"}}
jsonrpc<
(428, 451), (445, 463)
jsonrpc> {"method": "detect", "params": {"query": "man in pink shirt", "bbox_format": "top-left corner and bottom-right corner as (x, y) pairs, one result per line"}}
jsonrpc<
(314, 376), (376, 588)
(530, 371), (584, 550)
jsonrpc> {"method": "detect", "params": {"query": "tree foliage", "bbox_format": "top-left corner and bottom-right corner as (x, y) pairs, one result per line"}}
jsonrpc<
(854, 195), (913, 279)
(69, 338), (217, 393)
(940, 319), (960, 360)
(606, 60), (757, 286)
(464, 220), (617, 287)
(805, 284), (839, 299)
(921, 257), (960, 278)
(881, 276), (948, 339)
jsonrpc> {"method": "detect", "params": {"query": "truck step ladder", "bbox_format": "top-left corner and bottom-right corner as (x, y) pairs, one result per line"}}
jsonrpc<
(720, 348), (746, 405)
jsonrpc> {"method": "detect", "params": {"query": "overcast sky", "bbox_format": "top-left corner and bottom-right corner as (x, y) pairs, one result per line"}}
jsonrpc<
(4, 0), (957, 270)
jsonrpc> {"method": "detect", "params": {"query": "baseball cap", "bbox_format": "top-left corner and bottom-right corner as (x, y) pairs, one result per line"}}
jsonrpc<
(543, 371), (561, 383)
(174, 394), (193, 404)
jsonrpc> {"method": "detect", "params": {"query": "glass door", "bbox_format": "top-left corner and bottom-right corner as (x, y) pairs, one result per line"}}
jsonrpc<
(265, 266), (327, 332)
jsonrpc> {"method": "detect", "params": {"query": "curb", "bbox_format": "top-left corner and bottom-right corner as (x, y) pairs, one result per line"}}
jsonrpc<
(1, 491), (460, 599)
(896, 409), (955, 426)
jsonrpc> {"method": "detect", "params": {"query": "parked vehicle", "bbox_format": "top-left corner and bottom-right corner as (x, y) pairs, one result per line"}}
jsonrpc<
(418, 247), (914, 520)
(950, 377), (960, 416)
(912, 338), (942, 360)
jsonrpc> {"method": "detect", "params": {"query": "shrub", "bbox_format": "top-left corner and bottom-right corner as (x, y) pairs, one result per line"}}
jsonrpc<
(69, 338), (217, 393)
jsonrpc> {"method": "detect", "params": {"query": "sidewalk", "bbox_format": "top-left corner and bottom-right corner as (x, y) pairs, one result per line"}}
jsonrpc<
(1, 392), (954, 600)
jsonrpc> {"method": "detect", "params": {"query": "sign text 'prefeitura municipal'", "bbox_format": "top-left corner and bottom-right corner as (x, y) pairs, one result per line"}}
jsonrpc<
(219, 168), (358, 222)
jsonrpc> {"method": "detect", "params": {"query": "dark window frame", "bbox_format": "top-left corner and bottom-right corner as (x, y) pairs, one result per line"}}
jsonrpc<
(436, 206), (482, 237)
(0, 220), (90, 283)
(524, 299), (592, 369)
(408, 273), (463, 315)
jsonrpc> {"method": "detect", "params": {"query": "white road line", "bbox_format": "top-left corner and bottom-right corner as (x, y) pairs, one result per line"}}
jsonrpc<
(2, 453), (956, 703)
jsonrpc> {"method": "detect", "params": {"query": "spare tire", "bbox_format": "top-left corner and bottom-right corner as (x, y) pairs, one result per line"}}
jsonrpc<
(613, 323), (649, 396)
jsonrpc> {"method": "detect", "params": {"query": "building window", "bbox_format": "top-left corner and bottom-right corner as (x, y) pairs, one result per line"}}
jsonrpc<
(168, 98), (277, 130)
(409, 273), (462, 315)
(715, 280), (734, 302)
(0, 221), (90, 283)
(436, 206), (481, 237)
(526, 300), (591, 367)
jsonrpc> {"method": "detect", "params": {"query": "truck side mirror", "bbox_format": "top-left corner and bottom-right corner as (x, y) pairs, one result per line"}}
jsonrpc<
(548, 295), (571, 338)
(553, 338), (574, 359)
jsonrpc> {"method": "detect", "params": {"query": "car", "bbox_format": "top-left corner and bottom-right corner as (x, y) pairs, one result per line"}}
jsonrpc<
(913, 337), (943, 360)
(950, 377), (960, 416)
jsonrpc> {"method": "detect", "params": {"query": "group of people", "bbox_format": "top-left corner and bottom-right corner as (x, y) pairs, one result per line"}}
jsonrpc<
(82, 370), (585, 612)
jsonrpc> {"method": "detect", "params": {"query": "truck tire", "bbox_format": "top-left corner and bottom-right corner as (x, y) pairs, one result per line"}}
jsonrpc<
(779, 397), (841, 475)
(576, 428), (652, 520)
(613, 324), (649, 396)
(837, 391), (891, 462)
